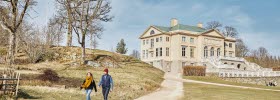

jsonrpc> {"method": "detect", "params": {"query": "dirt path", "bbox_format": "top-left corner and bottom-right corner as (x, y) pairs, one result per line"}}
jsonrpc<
(135, 72), (184, 100)
(136, 73), (280, 100)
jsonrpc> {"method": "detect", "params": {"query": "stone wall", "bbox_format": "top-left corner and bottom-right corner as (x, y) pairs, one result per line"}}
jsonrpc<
(222, 77), (280, 86)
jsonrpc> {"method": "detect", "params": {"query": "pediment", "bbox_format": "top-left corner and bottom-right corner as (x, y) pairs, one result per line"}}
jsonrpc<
(139, 26), (163, 39)
(200, 29), (225, 38)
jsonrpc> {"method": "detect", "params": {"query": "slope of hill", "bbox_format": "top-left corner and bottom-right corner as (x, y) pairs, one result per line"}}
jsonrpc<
(0, 46), (164, 99)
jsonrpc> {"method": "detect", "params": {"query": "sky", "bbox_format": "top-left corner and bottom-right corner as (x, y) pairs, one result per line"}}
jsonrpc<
(28, 0), (280, 56)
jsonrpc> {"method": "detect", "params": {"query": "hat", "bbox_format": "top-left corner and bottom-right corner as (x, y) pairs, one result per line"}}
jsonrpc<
(104, 68), (108, 73)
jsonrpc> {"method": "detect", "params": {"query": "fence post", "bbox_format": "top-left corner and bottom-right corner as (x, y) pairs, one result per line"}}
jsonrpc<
(3, 74), (7, 94)
(15, 73), (20, 96)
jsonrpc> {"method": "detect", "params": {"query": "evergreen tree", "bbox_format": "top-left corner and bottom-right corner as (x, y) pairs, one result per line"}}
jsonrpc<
(116, 39), (128, 54)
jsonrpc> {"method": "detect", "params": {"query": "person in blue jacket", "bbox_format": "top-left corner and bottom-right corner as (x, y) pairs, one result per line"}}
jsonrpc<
(98, 68), (113, 100)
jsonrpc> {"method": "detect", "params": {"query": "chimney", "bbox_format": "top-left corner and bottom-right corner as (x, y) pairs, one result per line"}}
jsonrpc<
(197, 22), (203, 28)
(170, 18), (178, 27)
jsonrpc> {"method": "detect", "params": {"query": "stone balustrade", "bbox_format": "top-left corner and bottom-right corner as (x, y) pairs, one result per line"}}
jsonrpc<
(219, 71), (280, 77)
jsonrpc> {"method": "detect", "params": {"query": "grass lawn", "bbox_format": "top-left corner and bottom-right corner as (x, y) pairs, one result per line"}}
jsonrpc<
(14, 62), (164, 100)
(184, 76), (280, 90)
(182, 82), (280, 100)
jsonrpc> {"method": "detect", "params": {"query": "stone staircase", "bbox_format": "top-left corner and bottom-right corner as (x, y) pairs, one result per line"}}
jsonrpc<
(203, 56), (280, 77)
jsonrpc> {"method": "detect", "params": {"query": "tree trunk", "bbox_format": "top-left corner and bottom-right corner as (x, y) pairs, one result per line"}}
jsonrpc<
(66, 0), (73, 47)
(7, 32), (16, 66)
(81, 34), (86, 65)
(66, 24), (72, 46)
(81, 43), (86, 65)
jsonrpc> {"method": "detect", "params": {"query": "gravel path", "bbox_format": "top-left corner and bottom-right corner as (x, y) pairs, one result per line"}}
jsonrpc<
(136, 73), (280, 100)
(135, 72), (184, 100)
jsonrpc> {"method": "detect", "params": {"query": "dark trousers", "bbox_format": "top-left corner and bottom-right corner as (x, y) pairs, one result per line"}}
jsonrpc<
(102, 87), (110, 100)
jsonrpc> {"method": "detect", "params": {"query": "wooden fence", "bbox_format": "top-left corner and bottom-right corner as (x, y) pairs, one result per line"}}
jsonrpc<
(0, 69), (21, 96)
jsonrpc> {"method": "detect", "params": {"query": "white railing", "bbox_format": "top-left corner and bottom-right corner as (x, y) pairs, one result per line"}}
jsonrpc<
(219, 56), (245, 61)
(219, 71), (280, 77)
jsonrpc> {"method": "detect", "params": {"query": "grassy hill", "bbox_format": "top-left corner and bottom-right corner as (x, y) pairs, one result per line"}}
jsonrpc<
(0, 46), (164, 100)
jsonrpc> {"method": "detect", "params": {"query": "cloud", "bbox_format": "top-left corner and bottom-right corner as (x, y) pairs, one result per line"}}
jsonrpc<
(241, 31), (280, 56)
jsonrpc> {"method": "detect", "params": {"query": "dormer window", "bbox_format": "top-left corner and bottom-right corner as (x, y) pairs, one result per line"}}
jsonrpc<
(150, 30), (155, 35)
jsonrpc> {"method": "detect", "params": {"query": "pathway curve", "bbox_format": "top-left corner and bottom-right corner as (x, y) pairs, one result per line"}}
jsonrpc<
(135, 72), (184, 100)
(136, 74), (280, 100)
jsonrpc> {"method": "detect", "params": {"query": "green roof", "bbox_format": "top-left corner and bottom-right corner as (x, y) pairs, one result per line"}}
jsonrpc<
(153, 24), (207, 33)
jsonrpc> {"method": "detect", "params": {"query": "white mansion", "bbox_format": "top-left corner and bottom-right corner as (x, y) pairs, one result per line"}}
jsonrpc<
(139, 19), (280, 77)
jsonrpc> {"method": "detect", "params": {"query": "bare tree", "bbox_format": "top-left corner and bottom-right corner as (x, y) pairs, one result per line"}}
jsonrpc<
(46, 17), (64, 46)
(0, 27), (9, 46)
(257, 47), (268, 60)
(130, 50), (140, 59)
(205, 21), (222, 30)
(90, 32), (101, 49)
(18, 22), (47, 63)
(235, 38), (249, 57)
(223, 26), (238, 38)
(0, 0), (36, 65)
(55, 0), (74, 46)
(70, 0), (112, 64)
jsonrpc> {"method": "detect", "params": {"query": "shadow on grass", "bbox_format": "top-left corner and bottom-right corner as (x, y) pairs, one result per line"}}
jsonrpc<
(16, 90), (41, 99)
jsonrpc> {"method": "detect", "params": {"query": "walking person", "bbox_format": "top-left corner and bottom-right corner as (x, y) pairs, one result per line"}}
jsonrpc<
(98, 68), (114, 100)
(81, 72), (97, 100)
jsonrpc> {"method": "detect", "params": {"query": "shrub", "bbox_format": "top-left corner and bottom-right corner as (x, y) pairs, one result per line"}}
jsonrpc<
(41, 50), (55, 61)
(183, 66), (206, 76)
(273, 67), (280, 71)
(38, 69), (60, 82)
(14, 58), (30, 65)
(0, 48), (7, 56)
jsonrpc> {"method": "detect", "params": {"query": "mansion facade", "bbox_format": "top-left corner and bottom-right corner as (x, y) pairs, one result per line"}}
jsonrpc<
(139, 19), (236, 73)
(139, 19), (280, 78)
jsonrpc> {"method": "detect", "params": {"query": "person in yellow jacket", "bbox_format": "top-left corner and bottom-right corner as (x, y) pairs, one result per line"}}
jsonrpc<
(81, 72), (97, 100)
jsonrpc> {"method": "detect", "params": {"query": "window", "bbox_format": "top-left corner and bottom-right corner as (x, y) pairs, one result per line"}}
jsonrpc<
(156, 38), (159, 42)
(143, 40), (145, 45)
(166, 37), (169, 42)
(190, 47), (194, 58)
(217, 48), (220, 57)
(150, 30), (155, 35)
(160, 37), (162, 42)
(150, 62), (153, 65)
(182, 46), (186, 57)
(151, 39), (154, 48)
(160, 47), (162, 56)
(142, 50), (145, 59)
(229, 52), (233, 57)
(237, 64), (241, 69)
(210, 47), (214, 56)
(229, 43), (232, 48)
(182, 62), (186, 67)
(166, 47), (169, 56)
(151, 52), (153, 57)
(204, 46), (208, 58)
(182, 36), (186, 42)
(146, 50), (148, 58)
(156, 48), (158, 57)
(190, 38), (194, 43)
(146, 39), (149, 44)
